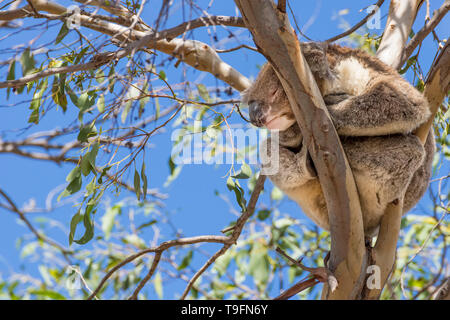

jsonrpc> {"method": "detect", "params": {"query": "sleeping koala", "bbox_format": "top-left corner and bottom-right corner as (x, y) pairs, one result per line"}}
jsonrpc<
(243, 43), (435, 236)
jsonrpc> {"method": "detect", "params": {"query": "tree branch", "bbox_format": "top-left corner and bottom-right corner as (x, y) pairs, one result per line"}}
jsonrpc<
(88, 174), (266, 299)
(0, 57), (111, 88)
(376, 0), (424, 69)
(234, 0), (367, 300)
(0, 0), (250, 91)
(86, 235), (230, 300)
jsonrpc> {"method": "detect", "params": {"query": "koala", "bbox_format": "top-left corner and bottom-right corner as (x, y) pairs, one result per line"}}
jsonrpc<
(243, 43), (435, 236)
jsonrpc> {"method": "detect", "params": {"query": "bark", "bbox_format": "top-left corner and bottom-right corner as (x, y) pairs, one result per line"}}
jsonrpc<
(234, 0), (367, 299)
(376, 0), (423, 69)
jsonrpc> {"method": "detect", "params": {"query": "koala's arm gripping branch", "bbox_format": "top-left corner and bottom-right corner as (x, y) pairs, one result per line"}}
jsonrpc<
(234, 0), (367, 299)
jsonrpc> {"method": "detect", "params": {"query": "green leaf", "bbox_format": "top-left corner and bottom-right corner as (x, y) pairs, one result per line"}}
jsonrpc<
(257, 209), (271, 221)
(65, 85), (79, 107)
(213, 251), (233, 277)
(153, 272), (163, 299)
(51, 77), (67, 112)
(139, 82), (150, 118)
(55, 22), (69, 44)
(122, 86), (140, 123)
(226, 176), (236, 191)
(74, 47), (88, 65)
(28, 78), (48, 124)
(20, 48), (36, 76)
(168, 157), (176, 175)
(21, 242), (37, 258)
(178, 251), (193, 270)
(155, 98), (160, 120)
(29, 289), (66, 300)
(248, 242), (270, 285)
(232, 162), (252, 179)
(97, 165), (111, 184)
(141, 162), (148, 200)
(69, 211), (82, 245)
(6, 60), (15, 100)
(88, 142), (99, 169)
(74, 208), (95, 245)
(196, 84), (210, 102)
(80, 154), (92, 176)
(158, 70), (166, 81)
(271, 186), (284, 201)
(108, 66), (116, 93)
(7, 60), (15, 81)
(101, 204), (121, 240)
(399, 55), (417, 74)
(80, 142), (99, 176)
(78, 92), (95, 113)
(134, 168), (141, 201)
(95, 69), (105, 83)
(97, 94), (105, 113)
(121, 100), (132, 123)
(123, 234), (145, 248)
(28, 108), (40, 124)
(226, 177), (247, 212)
(59, 166), (83, 200)
(67, 175), (82, 193)
(66, 166), (81, 182)
(136, 219), (157, 231)
(77, 122), (97, 143)
(85, 178), (96, 196)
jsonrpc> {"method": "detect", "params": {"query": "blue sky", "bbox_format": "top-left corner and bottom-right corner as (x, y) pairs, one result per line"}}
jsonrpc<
(0, 0), (448, 298)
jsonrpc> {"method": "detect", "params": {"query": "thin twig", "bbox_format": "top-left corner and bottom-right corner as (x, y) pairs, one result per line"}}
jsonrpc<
(87, 235), (230, 299)
(179, 174), (266, 299)
(0, 188), (73, 260)
(325, 0), (385, 43)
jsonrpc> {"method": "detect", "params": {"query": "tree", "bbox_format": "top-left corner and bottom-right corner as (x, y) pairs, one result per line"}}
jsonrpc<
(0, 0), (448, 300)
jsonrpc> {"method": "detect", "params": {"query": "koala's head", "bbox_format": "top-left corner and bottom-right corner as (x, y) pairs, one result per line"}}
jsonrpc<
(241, 64), (296, 131)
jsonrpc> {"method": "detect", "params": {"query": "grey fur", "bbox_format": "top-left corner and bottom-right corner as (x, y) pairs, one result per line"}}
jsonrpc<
(245, 43), (435, 236)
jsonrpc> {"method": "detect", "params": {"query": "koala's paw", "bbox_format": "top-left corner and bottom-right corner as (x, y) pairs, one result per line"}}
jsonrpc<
(300, 42), (334, 80)
(278, 124), (303, 148)
(260, 137), (316, 189)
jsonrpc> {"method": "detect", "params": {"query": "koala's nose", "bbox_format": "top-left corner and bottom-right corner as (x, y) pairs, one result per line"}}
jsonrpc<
(248, 101), (265, 127)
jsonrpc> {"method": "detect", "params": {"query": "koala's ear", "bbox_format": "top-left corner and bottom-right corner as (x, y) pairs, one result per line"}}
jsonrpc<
(240, 88), (250, 105)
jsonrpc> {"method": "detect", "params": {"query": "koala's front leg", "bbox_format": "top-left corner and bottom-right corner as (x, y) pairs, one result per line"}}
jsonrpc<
(260, 135), (317, 190)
